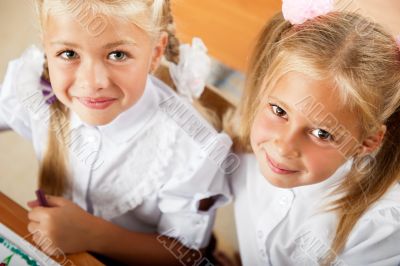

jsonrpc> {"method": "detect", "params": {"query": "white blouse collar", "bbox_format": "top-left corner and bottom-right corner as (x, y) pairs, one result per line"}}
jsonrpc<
(70, 76), (159, 144)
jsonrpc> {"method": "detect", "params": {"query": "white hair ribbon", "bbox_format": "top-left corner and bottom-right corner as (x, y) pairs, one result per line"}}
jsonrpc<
(169, 37), (211, 102)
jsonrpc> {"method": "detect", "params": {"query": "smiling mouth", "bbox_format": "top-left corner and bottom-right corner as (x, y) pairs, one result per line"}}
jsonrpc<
(77, 97), (117, 110)
(265, 153), (299, 175)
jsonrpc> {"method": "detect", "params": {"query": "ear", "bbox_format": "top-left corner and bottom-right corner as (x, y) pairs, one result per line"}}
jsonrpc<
(358, 125), (387, 156)
(150, 32), (169, 73)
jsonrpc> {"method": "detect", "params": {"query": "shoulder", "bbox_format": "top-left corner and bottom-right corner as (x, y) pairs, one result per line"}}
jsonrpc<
(339, 183), (400, 264)
(2, 45), (44, 88)
(0, 46), (48, 139)
(1, 45), (47, 110)
(347, 183), (400, 241)
(360, 182), (400, 223)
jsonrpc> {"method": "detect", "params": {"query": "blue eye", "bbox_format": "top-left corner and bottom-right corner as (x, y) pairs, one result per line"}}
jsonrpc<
(108, 51), (127, 61)
(59, 50), (79, 60)
(311, 129), (334, 141)
(270, 104), (288, 118)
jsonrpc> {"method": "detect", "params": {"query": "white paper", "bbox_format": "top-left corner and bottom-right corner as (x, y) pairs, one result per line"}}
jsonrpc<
(0, 223), (60, 266)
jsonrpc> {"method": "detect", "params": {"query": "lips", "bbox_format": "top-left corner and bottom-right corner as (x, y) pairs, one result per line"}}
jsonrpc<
(265, 153), (299, 175)
(77, 97), (117, 110)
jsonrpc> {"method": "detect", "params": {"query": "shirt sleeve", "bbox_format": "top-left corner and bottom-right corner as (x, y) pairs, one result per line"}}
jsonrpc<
(0, 84), (11, 131)
(0, 47), (45, 140)
(157, 131), (233, 249)
(340, 206), (400, 266)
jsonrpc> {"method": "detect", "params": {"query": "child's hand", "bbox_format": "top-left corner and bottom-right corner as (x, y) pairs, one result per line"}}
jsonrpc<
(27, 196), (94, 256)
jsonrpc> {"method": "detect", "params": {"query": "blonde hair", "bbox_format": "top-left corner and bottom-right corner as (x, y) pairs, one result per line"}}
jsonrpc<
(35, 0), (181, 196)
(231, 11), (400, 262)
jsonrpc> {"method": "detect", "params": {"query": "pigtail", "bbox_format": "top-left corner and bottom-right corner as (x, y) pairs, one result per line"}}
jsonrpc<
(324, 37), (400, 263)
(38, 59), (70, 196)
(162, 0), (180, 65)
(227, 12), (291, 152)
(327, 106), (400, 260)
(159, 0), (222, 131)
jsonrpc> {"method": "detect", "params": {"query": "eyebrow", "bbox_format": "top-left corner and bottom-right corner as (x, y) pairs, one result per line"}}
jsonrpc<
(103, 40), (137, 49)
(50, 41), (80, 48)
(50, 40), (137, 49)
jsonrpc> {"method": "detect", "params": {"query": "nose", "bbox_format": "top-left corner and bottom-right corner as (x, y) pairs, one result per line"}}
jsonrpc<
(76, 59), (110, 92)
(274, 127), (301, 159)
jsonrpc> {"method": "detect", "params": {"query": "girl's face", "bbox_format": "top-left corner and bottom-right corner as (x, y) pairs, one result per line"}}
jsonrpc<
(43, 12), (166, 125)
(250, 71), (363, 188)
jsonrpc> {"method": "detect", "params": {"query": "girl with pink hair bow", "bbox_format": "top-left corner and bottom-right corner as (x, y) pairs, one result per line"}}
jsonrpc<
(223, 0), (400, 265)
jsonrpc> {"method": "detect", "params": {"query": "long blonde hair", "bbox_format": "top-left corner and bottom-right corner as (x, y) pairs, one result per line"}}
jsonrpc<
(232, 11), (400, 261)
(35, 0), (181, 196)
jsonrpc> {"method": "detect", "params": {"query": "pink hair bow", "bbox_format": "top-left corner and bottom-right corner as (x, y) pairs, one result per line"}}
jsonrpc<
(282, 0), (334, 25)
(396, 35), (400, 50)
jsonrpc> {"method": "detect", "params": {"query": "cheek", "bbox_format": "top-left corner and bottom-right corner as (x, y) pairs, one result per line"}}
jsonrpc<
(302, 145), (347, 180)
(47, 59), (75, 94)
(112, 66), (149, 104)
(250, 110), (274, 150)
(250, 109), (283, 146)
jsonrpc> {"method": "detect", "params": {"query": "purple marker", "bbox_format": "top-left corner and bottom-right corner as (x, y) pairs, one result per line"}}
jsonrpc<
(35, 189), (49, 207)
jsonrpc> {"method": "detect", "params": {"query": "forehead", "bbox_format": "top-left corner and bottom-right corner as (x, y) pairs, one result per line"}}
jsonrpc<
(269, 71), (361, 134)
(43, 11), (151, 45)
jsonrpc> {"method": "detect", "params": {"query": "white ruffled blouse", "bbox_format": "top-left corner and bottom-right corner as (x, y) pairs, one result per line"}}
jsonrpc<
(0, 46), (232, 249)
(231, 154), (400, 266)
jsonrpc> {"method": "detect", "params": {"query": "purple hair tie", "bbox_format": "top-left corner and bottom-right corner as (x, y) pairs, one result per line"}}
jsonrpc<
(40, 77), (57, 105)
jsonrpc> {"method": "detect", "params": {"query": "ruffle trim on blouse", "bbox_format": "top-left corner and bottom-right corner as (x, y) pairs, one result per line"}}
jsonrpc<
(93, 111), (179, 220)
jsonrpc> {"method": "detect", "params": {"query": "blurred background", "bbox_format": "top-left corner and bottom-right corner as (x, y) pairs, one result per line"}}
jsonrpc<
(0, 0), (399, 259)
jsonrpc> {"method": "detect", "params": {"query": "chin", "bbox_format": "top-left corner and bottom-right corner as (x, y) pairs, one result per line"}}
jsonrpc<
(259, 164), (301, 188)
(79, 113), (116, 126)
(265, 176), (297, 188)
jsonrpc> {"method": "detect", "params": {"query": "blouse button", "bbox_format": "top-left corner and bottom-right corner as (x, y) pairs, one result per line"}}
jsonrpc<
(257, 230), (264, 239)
(86, 135), (97, 143)
(195, 217), (207, 226)
(279, 196), (289, 205)
(260, 249), (267, 257)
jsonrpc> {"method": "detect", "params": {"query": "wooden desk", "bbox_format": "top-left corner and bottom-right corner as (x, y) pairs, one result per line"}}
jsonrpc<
(172, 0), (281, 72)
(0, 192), (104, 266)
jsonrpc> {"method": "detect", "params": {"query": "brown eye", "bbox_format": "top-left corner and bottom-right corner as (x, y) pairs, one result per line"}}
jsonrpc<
(271, 104), (287, 118)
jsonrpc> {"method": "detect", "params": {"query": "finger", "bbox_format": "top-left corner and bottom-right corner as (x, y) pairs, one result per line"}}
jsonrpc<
(40, 242), (59, 256)
(28, 207), (49, 222)
(49, 247), (63, 257)
(33, 234), (64, 258)
(27, 221), (40, 234)
(27, 199), (41, 209)
(29, 223), (48, 249)
(32, 229), (47, 247)
(45, 195), (68, 207)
